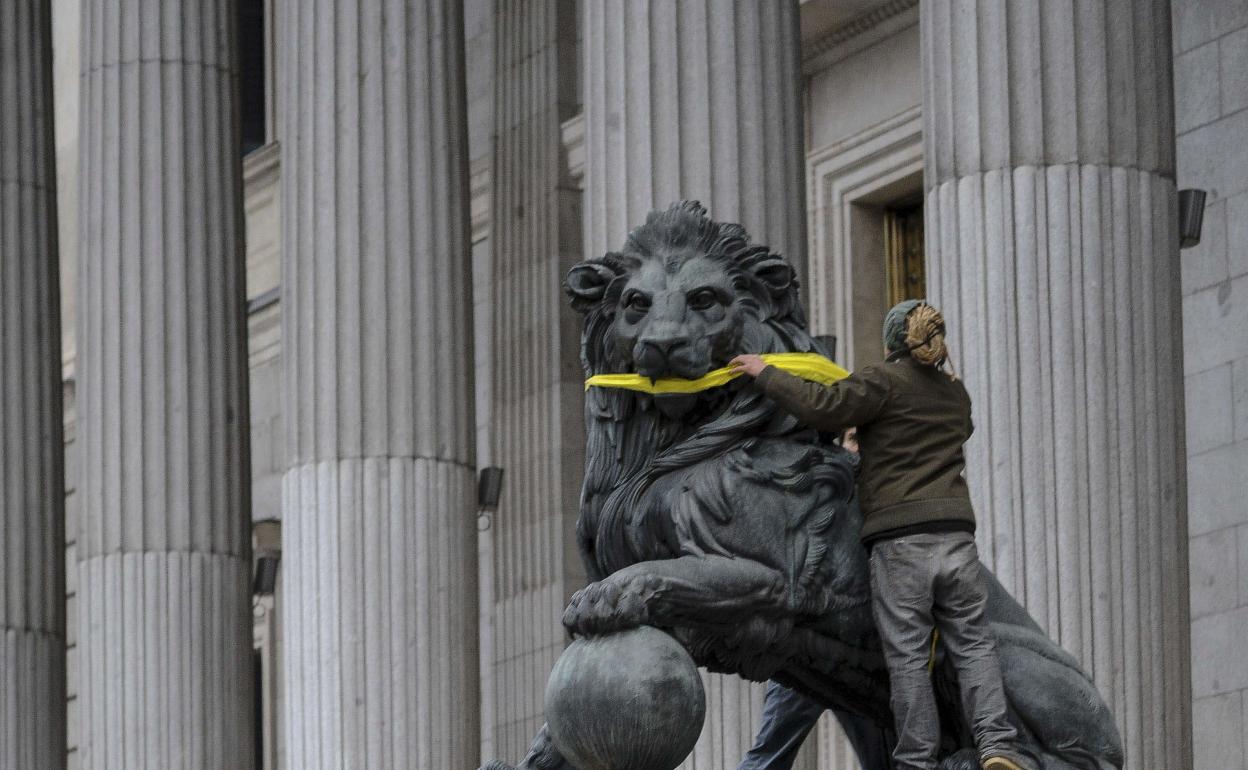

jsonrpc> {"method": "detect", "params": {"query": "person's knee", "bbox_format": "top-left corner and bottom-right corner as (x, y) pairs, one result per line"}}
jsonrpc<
(888, 669), (939, 699)
(940, 633), (997, 661)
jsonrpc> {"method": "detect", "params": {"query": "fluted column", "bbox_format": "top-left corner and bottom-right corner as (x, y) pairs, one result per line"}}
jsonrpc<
(583, 0), (806, 270)
(582, 2), (809, 767)
(1, 2), (65, 767)
(75, 1), (254, 767)
(279, 1), (479, 767)
(488, 0), (585, 760)
(922, 2), (1190, 768)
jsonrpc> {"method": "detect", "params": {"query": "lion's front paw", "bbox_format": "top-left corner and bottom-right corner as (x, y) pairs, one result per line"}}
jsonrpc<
(562, 578), (650, 636)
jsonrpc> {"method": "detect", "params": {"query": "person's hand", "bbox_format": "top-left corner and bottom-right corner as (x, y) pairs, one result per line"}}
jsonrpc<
(729, 354), (767, 378)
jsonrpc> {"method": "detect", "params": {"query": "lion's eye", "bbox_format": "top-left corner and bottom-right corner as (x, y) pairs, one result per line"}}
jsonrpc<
(687, 289), (718, 311)
(625, 292), (652, 312)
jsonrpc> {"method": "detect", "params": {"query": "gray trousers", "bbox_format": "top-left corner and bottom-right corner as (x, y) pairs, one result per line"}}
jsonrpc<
(870, 531), (1019, 770)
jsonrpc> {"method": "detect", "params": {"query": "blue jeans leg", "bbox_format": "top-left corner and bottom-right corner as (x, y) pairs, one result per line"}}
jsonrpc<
(736, 681), (826, 770)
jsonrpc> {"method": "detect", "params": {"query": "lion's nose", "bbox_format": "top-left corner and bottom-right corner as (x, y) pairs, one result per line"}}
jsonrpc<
(635, 338), (689, 377)
(641, 338), (685, 357)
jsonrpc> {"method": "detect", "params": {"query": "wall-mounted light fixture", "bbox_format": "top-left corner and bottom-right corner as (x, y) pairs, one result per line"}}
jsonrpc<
(1179, 189), (1207, 249)
(253, 553), (280, 595)
(478, 466), (505, 510)
(252, 519), (281, 595)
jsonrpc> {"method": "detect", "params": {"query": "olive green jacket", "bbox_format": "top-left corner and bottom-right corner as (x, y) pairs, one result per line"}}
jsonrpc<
(755, 354), (976, 543)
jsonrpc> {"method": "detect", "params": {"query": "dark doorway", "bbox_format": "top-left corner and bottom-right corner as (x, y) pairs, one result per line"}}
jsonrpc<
(253, 648), (265, 768)
(884, 200), (925, 305)
(238, 0), (267, 155)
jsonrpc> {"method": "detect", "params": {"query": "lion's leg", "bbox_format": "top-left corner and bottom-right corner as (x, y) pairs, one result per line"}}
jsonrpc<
(991, 624), (1123, 769)
(562, 555), (789, 636)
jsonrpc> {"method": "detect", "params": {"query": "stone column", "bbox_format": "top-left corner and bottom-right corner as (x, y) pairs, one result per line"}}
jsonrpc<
(487, 0), (586, 760)
(75, 1), (254, 768)
(922, 2), (1191, 768)
(1, 2), (66, 767)
(279, 1), (479, 768)
(582, 2), (811, 767)
(583, 0), (807, 273)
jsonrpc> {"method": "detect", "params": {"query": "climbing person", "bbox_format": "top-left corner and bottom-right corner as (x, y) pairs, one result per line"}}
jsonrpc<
(730, 300), (1028, 770)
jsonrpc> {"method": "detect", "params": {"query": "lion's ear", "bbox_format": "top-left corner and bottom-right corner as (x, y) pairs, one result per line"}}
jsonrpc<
(564, 261), (618, 312)
(750, 256), (794, 297)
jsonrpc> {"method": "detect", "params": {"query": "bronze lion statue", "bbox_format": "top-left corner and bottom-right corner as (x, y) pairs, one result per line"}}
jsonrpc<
(482, 202), (1122, 770)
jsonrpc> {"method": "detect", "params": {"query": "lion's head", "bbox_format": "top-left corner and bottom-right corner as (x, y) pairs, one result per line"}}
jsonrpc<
(566, 199), (858, 589)
(565, 201), (812, 381)
(564, 203), (832, 580)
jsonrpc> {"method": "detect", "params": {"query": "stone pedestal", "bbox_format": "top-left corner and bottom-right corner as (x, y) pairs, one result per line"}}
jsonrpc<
(921, 2), (1192, 767)
(0, 2), (66, 767)
(75, 1), (254, 767)
(278, 1), (479, 767)
(581, 3), (809, 767)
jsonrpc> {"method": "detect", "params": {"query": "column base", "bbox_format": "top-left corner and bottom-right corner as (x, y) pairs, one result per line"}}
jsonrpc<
(76, 552), (252, 769)
(282, 456), (478, 770)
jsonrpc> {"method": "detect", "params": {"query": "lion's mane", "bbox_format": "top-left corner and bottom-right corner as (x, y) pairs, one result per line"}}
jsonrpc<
(572, 202), (848, 587)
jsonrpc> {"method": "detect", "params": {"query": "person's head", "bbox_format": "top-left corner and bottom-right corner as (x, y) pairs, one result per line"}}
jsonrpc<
(882, 299), (949, 368)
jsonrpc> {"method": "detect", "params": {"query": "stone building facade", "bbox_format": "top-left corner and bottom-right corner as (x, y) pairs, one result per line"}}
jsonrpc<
(1172, 1), (1248, 767)
(0, 0), (1242, 768)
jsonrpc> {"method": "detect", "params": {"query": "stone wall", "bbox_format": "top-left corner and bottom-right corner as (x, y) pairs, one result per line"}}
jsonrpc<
(805, 19), (921, 155)
(1172, 1), (1248, 768)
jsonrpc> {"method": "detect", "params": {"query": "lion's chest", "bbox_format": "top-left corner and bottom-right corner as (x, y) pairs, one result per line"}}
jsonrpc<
(590, 473), (687, 575)
(592, 449), (800, 576)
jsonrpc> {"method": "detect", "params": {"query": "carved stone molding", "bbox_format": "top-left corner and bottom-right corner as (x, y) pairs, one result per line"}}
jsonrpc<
(802, 0), (920, 74)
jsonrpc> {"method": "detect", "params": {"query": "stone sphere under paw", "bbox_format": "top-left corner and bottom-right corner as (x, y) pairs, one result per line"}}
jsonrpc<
(544, 626), (706, 770)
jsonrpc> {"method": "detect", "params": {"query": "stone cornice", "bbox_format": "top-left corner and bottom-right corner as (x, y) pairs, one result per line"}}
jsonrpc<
(802, 0), (919, 73)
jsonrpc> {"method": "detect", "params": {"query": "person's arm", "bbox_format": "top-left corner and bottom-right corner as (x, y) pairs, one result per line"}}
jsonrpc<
(731, 355), (889, 433)
(956, 377), (974, 438)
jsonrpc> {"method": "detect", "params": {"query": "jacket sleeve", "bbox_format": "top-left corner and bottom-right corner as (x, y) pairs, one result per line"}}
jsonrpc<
(957, 378), (975, 437)
(754, 364), (890, 433)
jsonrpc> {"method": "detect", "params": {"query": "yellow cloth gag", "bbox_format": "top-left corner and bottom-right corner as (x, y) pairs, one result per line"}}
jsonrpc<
(584, 352), (850, 395)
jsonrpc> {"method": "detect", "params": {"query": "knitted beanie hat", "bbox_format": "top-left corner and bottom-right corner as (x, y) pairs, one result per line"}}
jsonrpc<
(882, 298), (923, 353)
